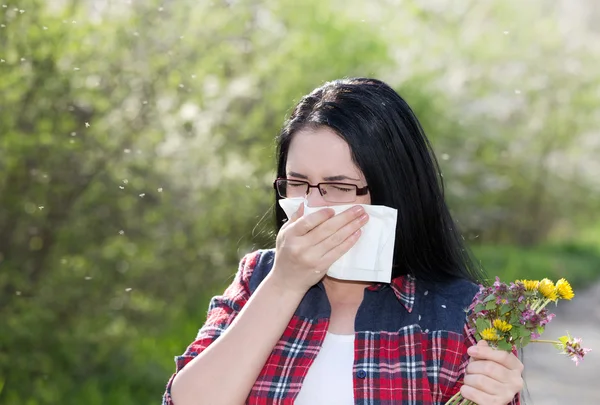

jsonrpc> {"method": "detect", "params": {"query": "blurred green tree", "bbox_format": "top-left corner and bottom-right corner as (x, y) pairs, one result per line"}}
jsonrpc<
(0, 0), (390, 403)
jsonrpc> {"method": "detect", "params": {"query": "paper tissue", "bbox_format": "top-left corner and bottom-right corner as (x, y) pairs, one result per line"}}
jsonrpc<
(278, 198), (398, 283)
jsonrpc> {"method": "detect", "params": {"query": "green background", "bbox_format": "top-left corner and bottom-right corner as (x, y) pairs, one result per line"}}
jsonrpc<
(1, 0), (599, 403)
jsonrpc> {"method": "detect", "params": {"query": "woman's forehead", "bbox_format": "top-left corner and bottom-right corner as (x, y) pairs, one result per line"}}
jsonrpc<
(286, 128), (364, 181)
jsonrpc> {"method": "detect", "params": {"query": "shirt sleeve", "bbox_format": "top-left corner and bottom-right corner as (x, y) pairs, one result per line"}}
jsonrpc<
(161, 251), (262, 405)
(444, 302), (521, 405)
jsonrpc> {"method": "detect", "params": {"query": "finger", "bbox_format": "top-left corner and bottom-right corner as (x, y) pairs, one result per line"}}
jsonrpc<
(288, 207), (335, 236)
(468, 340), (488, 364)
(468, 343), (522, 371)
(315, 212), (369, 256)
(309, 205), (366, 245)
(460, 384), (496, 405)
(320, 228), (362, 266)
(466, 359), (511, 384)
(464, 357), (476, 376)
(463, 372), (504, 396)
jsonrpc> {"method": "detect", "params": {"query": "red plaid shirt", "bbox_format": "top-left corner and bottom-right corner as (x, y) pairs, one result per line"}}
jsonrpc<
(162, 249), (520, 405)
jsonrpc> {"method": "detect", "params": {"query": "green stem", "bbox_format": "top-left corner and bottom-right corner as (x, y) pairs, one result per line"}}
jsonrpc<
(445, 391), (462, 404)
(531, 339), (559, 344)
(531, 298), (544, 312)
(534, 298), (556, 314)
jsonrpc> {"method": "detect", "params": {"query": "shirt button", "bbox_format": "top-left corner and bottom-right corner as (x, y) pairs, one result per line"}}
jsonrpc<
(357, 369), (367, 379)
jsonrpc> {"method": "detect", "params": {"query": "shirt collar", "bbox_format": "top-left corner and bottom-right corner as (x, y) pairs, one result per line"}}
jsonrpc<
(316, 274), (416, 313)
(367, 274), (415, 313)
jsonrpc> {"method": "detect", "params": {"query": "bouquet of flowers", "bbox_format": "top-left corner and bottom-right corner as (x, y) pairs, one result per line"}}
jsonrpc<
(446, 277), (592, 405)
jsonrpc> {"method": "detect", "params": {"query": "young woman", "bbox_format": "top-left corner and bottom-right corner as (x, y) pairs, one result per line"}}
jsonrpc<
(162, 78), (524, 405)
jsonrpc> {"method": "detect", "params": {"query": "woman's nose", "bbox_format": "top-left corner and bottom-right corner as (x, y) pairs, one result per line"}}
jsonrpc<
(305, 187), (328, 207)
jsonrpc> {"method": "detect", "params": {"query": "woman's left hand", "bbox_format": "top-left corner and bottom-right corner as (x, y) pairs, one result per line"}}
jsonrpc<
(461, 340), (524, 405)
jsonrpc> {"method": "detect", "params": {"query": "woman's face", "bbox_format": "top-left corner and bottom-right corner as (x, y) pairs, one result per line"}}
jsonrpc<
(285, 126), (371, 207)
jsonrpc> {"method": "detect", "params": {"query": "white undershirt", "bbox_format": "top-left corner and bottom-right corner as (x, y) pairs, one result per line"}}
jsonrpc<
(294, 332), (355, 405)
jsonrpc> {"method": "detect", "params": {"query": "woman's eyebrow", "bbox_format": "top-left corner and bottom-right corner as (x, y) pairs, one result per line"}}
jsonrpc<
(287, 171), (360, 182)
(322, 174), (361, 182)
(286, 171), (308, 179)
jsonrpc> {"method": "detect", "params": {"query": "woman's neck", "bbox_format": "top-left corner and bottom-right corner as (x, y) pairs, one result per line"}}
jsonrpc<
(322, 276), (370, 334)
(322, 276), (371, 305)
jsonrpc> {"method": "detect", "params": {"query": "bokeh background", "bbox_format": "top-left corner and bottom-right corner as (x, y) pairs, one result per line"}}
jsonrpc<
(1, 0), (599, 404)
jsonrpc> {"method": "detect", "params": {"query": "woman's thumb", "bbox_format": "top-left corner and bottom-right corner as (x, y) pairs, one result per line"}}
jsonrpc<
(477, 339), (489, 347)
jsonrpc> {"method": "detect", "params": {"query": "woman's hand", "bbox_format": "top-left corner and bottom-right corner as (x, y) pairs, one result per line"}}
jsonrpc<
(460, 340), (524, 405)
(270, 203), (369, 294)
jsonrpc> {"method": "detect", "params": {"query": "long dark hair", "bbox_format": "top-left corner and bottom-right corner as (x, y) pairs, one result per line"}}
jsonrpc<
(274, 77), (485, 284)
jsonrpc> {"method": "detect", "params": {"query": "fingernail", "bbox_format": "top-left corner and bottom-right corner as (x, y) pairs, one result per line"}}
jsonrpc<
(359, 213), (369, 222)
(352, 205), (364, 214)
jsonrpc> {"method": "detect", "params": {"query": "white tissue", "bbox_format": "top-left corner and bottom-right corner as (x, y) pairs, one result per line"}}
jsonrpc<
(278, 198), (398, 283)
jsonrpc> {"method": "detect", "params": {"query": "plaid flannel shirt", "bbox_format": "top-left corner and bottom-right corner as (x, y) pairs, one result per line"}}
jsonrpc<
(162, 249), (521, 405)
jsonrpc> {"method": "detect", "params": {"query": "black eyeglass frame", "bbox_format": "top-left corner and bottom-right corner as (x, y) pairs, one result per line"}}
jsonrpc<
(272, 178), (369, 201)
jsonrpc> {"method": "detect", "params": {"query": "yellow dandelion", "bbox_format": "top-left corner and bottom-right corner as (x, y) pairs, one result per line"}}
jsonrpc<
(492, 319), (513, 332)
(555, 278), (575, 300)
(480, 328), (501, 341)
(521, 279), (539, 291)
(538, 278), (558, 301)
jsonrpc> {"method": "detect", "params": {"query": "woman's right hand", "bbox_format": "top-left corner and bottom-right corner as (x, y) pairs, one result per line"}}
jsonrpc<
(270, 203), (369, 294)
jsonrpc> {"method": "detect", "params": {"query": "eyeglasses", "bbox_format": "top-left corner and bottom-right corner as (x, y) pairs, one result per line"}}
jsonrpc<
(273, 178), (369, 203)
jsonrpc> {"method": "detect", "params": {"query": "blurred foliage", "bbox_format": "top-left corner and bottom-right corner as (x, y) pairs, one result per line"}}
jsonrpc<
(474, 244), (600, 288)
(0, 0), (599, 403)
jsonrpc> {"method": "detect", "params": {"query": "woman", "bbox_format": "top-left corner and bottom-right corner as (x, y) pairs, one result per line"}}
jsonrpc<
(162, 78), (524, 405)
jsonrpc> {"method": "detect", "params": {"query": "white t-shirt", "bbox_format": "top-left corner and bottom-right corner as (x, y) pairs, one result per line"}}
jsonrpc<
(294, 332), (355, 405)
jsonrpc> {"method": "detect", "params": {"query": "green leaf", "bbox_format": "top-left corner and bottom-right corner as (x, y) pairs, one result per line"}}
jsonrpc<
(500, 304), (511, 315)
(497, 340), (513, 351)
(476, 317), (488, 332)
(485, 301), (497, 310)
(474, 303), (485, 313)
(520, 335), (531, 347)
(510, 312), (519, 324)
(483, 294), (496, 303)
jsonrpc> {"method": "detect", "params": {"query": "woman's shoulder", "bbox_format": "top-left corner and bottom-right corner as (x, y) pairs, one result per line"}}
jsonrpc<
(238, 248), (276, 294)
(439, 276), (480, 301)
(410, 277), (480, 333)
(418, 276), (480, 312)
